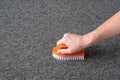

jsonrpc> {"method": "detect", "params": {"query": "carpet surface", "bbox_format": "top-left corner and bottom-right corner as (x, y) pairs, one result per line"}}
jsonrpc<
(0, 0), (120, 80)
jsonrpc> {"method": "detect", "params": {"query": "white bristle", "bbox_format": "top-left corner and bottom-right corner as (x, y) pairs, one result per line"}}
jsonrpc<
(53, 53), (84, 60)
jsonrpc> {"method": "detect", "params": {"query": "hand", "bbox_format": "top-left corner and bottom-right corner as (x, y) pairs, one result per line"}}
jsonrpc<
(57, 33), (92, 54)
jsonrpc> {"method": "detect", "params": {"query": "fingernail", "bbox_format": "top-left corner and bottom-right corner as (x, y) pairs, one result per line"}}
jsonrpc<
(57, 50), (60, 53)
(56, 43), (59, 45)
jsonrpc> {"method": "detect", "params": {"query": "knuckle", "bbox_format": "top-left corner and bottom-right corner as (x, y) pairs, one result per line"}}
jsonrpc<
(64, 33), (67, 37)
(64, 33), (69, 37)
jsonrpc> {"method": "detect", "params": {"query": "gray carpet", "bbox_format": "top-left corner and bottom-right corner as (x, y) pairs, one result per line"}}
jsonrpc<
(0, 0), (120, 80)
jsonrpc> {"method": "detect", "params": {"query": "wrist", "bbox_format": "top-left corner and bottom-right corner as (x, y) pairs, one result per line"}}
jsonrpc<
(83, 31), (98, 47)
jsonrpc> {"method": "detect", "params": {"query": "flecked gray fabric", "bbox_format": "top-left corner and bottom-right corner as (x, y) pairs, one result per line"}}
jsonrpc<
(0, 0), (120, 80)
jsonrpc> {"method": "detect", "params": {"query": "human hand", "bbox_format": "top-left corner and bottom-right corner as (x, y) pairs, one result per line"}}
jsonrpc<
(57, 33), (93, 54)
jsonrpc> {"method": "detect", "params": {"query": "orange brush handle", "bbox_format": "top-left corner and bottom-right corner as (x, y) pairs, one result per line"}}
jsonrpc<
(52, 44), (85, 57)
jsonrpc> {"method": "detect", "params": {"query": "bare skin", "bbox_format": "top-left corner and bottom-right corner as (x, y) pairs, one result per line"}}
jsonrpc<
(57, 11), (120, 54)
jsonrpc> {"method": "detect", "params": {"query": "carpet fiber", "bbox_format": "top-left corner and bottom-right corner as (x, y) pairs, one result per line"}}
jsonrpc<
(0, 0), (120, 80)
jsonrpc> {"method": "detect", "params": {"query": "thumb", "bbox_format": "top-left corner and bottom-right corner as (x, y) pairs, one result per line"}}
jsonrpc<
(57, 49), (72, 54)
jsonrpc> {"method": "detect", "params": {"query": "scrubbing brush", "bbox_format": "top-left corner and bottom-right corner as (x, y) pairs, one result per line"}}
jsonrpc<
(52, 44), (85, 60)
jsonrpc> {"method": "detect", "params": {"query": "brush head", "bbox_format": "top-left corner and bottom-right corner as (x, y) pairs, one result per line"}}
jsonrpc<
(52, 44), (85, 60)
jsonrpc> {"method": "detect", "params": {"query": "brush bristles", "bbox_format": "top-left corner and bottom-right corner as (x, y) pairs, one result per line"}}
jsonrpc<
(53, 53), (84, 60)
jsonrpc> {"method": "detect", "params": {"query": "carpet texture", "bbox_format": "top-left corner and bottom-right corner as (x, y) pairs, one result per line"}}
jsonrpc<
(0, 0), (120, 80)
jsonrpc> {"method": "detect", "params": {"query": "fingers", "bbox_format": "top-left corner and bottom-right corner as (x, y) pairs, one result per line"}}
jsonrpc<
(57, 39), (65, 45)
(56, 33), (70, 45)
(64, 32), (70, 37)
(56, 33), (74, 54)
(57, 48), (73, 54)
(55, 32), (85, 54)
